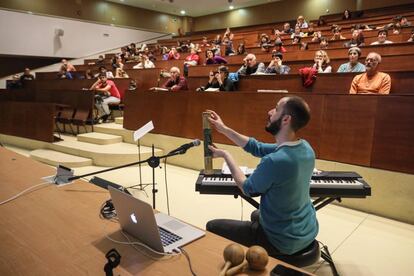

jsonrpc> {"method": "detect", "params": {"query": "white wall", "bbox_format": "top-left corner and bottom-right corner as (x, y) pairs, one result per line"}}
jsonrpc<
(0, 9), (169, 58)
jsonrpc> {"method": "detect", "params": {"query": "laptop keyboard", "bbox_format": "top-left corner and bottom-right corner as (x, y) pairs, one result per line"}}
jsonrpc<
(158, 226), (183, 246)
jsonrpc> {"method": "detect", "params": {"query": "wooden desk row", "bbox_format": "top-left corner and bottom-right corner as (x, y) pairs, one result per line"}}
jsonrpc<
(123, 91), (414, 174)
(186, 71), (414, 94)
(0, 147), (303, 275)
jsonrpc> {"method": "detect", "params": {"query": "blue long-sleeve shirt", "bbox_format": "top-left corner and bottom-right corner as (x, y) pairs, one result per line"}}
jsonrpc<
(242, 138), (318, 254)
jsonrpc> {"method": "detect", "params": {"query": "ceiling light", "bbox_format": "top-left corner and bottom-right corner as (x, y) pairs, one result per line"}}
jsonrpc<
(180, 10), (186, 15)
(229, 5), (234, 10)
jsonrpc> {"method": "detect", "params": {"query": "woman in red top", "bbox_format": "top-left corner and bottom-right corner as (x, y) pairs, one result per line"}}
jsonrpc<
(183, 48), (200, 76)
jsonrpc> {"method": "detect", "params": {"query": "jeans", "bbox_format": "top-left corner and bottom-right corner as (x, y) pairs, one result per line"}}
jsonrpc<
(206, 210), (282, 256)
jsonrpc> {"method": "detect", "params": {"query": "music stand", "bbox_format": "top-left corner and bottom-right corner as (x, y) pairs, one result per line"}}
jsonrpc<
(127, 121), (154, 192)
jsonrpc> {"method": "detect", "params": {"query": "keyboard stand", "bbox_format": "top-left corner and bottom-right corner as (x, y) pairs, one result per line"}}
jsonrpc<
(234, 194), (342, 212)
(313, 197), (342, 211)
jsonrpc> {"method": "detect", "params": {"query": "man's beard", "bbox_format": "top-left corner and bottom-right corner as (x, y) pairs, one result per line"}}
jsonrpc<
(265, 116), (283, 136)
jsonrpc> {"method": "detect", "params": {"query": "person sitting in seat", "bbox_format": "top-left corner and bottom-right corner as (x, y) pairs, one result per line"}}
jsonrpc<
(281, 22), (293, 35)
(205, 49), (227, 65)
(330, 27), (346, 40)
(205, 96), (318, 256)
(167, 47), (180, 60)
(61, 59), (76, 72)
(201, 66), (235, 92)
(89, 73), (121, 122)
(150, 67), (188, 92)
(296, 15), (309, 29)
(344, 29), (365, 48)
(349, 52), (391, 94)
(291, 26), (304, 39)
(183, 48), (200, 76)
(370, 30), (393, 45)
(133, 54), (155, 69)
(237, 53), (266, 76)
(337, 47), (365, 73)
(312, 50), (332, 73)
(95, 66), (114, 79)
(57, 67), (73, 79)
(265, 52), (290, 74)
(20, 68), (35, 81)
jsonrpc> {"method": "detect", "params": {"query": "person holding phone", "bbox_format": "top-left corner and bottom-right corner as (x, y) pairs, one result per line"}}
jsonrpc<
(205, 96), (318, 256)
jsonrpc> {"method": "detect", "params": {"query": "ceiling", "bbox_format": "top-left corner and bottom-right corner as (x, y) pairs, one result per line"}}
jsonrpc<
(106, 0), (281, 17)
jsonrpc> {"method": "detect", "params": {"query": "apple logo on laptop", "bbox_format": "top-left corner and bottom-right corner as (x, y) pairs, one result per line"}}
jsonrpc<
(130, 213), (138, 224)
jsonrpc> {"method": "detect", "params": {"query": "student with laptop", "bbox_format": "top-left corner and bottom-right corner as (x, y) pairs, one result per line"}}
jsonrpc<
(205, 96), (319, 256)
(108, 186), (205, 253)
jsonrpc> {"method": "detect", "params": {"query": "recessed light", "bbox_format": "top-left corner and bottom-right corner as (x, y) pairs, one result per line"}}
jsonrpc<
(27, 11), (33, 14)
(180, 10), (186, 15)
(229, 5), (234, 10)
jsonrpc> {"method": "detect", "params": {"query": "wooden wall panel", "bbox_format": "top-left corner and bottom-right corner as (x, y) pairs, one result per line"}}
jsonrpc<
(371, 96), (414, 173)
(319, 96), (378, 166)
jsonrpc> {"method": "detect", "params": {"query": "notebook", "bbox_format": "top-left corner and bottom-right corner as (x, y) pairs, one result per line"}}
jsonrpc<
(108, 186), (205, 253)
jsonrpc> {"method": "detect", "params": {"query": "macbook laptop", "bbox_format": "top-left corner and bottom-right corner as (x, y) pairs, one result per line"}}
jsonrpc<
(108, 186), (205, 253)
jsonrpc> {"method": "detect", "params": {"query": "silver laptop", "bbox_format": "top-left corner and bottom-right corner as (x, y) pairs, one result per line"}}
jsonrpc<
(108, 186), (205, 253)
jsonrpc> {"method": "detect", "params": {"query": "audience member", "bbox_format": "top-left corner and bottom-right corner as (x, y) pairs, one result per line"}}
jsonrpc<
(399, 16), (412, 27)
(274, 40), (287, 53)
(236, 43), (246, 55)
(183, 48), (200, 76)
(299, 42), (308, 51)
(304, 23), (315, 36)
(212, 34), (222, 46)
(57, 68), (73, 79)
(205, 50), (227, 65)
(84, 69), (94, 79)
(313, 50), (332, 73)
(408, 29), (414, 42)
(350, 52), (391, 94)
(281, 23), (293, 35)
(371, 30), (393, 45)
(237, 53), (266, 75)
(20, 68), (35, 81)
(319, 37), (329, 49)
(344, 29), (365, 47)
(95, 55), (105, 65)
(95, 66), (114, 79)
(259, 33), (272, 52)
(167, 47), (180, 60)
(223, 36), (235, 56)
(337, 47), (366, 73)
(89, 73), (121, 122)
(296, 15), (309, 29)
(317, 17), (326, 27)
(128, 43), (137, 56)
(114, 67), (129, 78)
(61, 59), (76, 72)
(343, 9), (352, 20)
(120, 47), (131, 62)
(152, 67), (188, 92)
(202, 66), (235, 92)
(292, 36), (301, 45)
(7, 74), (23, 89)
(200, 36), (211, 50)
(291, 26), (304, 39)
(133, 54), (155, 69)
(330, 27), (346, 40)
(311, 31), (322, 42)
(265, 52), (290, 74)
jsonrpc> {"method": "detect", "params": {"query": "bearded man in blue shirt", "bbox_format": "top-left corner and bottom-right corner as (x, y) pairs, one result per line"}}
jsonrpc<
(206, 96), (318, 256)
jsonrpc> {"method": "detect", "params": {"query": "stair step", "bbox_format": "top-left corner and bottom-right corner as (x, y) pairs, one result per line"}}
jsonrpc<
(115, 117), (123, 125)
(50, 136), (163, 167)
(30, 149), (93, 168)
(77, 132), (122, 145)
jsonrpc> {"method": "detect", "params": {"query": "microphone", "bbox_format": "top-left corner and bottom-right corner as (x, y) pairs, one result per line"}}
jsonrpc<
(169, 139), (201, 154)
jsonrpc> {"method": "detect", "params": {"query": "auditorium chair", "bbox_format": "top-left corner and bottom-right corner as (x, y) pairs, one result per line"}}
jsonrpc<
(55, 107), (76, 136)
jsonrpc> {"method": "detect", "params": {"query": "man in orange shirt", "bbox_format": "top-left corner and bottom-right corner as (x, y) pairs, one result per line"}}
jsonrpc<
(349, 52), (391, 94)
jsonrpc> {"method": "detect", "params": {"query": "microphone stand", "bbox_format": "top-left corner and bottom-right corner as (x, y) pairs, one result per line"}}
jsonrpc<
(68, 145), (189, 209)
